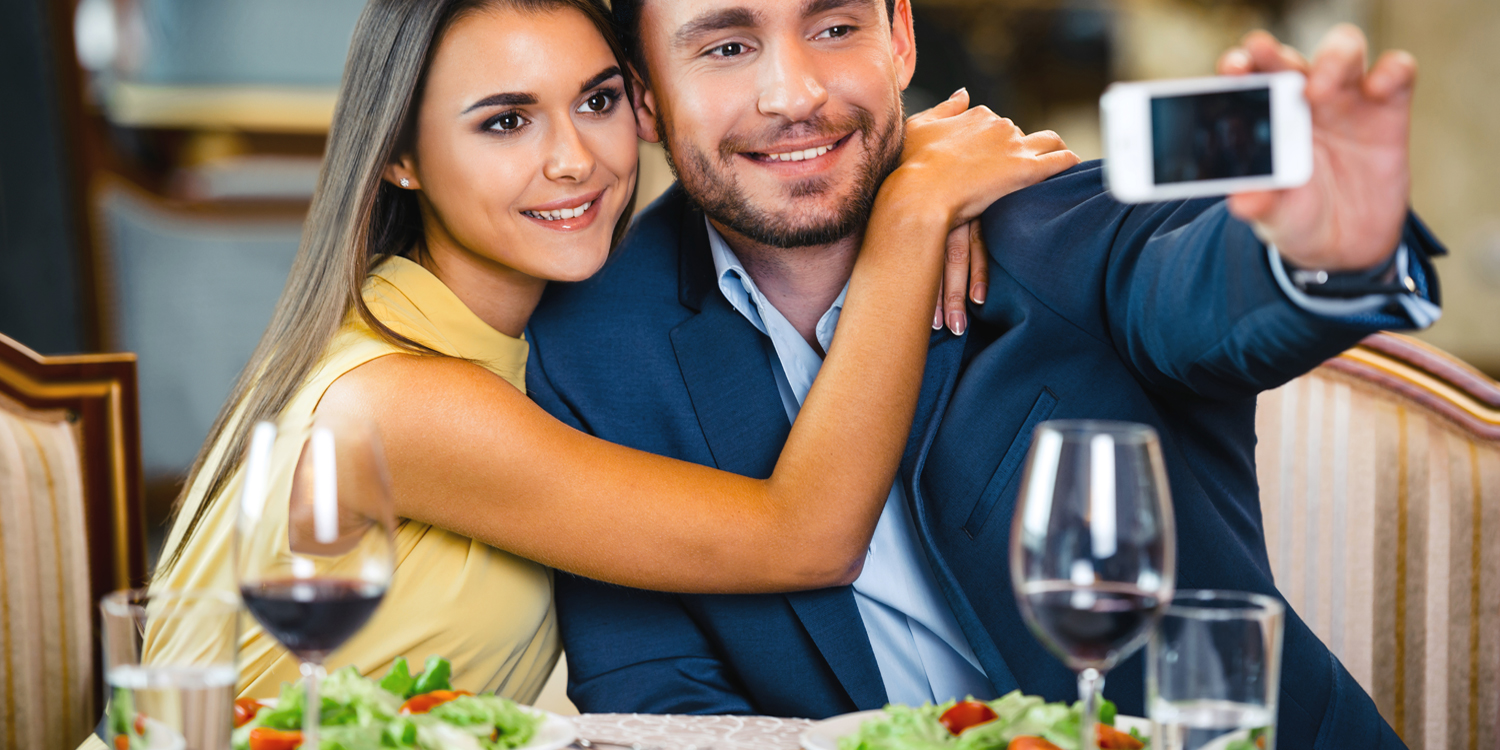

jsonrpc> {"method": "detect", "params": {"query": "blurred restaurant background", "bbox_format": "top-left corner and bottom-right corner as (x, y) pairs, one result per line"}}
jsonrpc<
(2, 0), (1497, 552)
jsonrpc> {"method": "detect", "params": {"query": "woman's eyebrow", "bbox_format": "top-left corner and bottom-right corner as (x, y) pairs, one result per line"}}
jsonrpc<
(578, 66), (622, 94)
(463, 92), (538, 114)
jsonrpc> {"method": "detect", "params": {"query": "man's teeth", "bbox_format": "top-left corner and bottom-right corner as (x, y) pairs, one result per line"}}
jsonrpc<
(764, 144), (832, 162)
(525, 201), (592, 221)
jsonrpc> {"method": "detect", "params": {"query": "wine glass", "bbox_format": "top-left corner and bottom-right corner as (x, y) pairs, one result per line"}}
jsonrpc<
(1010, 420), (1175, 750)
(235, 413), (397, 750)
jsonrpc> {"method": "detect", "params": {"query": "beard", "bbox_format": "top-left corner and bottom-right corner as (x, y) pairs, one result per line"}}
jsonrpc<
(659, 103), (905, 249)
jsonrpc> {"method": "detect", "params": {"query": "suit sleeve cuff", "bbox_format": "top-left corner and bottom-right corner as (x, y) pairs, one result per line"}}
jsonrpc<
(1267, 243), (1443, 330)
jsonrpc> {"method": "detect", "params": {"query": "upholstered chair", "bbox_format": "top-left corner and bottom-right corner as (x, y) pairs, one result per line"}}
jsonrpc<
(0, 333), (145, 750)
(1257, 332), (1500, 750)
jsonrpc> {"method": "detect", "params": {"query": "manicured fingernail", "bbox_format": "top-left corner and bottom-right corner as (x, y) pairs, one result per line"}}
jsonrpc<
(947, 312), (966, 335)
(1227, 50), (1251, 69)
(950, 87), (967, 99)
(933, 308), (943, 330)
(971, 283), (988, 305)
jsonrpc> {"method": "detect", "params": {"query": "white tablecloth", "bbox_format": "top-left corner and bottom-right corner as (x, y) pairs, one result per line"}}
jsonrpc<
(572, 714), (816, 750)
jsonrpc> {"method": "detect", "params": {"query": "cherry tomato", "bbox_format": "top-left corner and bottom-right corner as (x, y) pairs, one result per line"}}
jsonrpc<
(1096, 723), (1145, 750)
(398, 689), (473, 714)
(248, 727), (303, 750)
(233, 698), (264, 728)
(113, 736), (130, 750)
(1007, 737), (1062, 750)
(938, 700), (999, 735)
(1097, 724), (1144, 750)
(133, 715), (147, 736)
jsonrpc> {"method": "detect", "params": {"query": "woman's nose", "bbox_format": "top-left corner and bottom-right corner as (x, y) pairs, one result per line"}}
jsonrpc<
(543, 120), (597, 182)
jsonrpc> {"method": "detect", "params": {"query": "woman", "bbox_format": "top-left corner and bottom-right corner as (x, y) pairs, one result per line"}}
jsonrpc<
(151, 0), (1078, 702)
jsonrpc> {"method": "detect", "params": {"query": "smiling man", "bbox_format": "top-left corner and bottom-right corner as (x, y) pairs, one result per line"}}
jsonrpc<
(525, 0), (1439, 746)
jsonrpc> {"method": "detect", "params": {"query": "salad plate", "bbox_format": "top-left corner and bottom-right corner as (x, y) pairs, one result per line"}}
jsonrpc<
(250, 702), (578, 750)
(799, 698), (1151, 750)
(233, 656), (576, 750)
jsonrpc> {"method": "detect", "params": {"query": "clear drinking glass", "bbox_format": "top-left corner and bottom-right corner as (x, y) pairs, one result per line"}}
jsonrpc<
(235, 414), (397, 750)
(1010, 420), (1176, 750)
(101, 588), (242, 750)
(1148, 590), (1285, 750)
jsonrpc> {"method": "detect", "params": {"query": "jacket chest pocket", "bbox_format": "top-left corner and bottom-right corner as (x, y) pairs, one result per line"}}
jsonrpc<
(961, 387), (1058, 539)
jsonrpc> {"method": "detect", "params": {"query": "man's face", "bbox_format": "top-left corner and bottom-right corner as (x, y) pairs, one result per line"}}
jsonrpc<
(634, 0), (917, 248)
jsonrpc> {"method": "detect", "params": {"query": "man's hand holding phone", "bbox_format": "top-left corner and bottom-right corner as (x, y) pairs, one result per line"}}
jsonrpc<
(1219, 24), (1417, 272)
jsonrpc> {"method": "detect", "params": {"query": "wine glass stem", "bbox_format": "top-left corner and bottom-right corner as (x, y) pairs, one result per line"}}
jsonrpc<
(1078, 667), (1105, 750)
(302, 659), (326, 750)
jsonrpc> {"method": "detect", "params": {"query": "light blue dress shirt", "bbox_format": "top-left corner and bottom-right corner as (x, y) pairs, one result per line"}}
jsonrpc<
(705, 220), (996, 707)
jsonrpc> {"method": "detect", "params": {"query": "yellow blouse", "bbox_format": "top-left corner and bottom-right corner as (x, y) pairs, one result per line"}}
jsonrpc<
(150, 256), (558, 701)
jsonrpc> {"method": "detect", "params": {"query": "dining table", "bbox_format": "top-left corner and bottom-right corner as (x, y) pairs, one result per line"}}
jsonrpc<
(571, 713), (817, 750)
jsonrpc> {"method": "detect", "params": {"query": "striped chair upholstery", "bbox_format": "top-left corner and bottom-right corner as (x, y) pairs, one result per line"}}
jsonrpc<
(1257, 332), (1500, 750)
(0, 333), (145, 750)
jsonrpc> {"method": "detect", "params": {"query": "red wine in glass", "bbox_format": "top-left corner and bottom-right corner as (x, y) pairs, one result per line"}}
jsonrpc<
(1019, 581), (1161, 669)
(240, 578), (387, 661)
(236, 418), (397, 750)
(1010, 421), (1175, 750)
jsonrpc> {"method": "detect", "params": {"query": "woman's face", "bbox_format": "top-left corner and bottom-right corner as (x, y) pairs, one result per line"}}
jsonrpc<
(396, 5), (638, 283)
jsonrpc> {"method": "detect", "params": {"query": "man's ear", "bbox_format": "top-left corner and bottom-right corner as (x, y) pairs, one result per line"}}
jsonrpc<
(628, 63), (661, 143)
(890, 0), (917, 92)
(383, 154), (420, 189)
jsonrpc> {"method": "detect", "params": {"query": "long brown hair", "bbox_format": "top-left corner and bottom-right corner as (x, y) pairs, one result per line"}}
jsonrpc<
(156, 0), (635, 577)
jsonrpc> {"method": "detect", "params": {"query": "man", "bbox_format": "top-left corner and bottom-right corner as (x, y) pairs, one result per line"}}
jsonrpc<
(526, 0), (1441, 746)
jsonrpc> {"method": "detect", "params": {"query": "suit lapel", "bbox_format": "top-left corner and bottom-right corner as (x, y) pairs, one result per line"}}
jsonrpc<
(669, 207), (886, 711)
(902, 332), (1021, 695)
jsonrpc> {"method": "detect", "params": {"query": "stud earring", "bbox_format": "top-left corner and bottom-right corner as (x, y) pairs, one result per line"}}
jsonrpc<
(400, 178), (411, 188)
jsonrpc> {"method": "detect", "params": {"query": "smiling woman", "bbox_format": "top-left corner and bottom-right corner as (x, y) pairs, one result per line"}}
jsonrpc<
(137, 0), (1074, 706)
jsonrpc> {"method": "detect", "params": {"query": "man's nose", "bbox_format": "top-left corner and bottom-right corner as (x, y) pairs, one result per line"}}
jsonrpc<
(543, 118), (597, 183)
(756, 40), (829, 123)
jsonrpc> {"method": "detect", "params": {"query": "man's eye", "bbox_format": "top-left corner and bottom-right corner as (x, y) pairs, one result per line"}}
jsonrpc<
(816, 25), (854, 39)
(709, 42), (746, 58)
(487, 112), (526, 132)
(578, 92), (614, 114)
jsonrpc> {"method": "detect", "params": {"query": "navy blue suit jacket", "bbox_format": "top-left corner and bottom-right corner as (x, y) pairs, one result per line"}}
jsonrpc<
(526, 162), (1442, 749)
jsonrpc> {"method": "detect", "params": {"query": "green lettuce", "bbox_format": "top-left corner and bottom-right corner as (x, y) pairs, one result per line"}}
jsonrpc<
(229, 660), (540, 750)
(838, 691), (1130, 750)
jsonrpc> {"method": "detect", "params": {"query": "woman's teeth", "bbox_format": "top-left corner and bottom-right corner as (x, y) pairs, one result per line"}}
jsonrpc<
(765, 144), (832, 162)
(525, 201), (591, 221)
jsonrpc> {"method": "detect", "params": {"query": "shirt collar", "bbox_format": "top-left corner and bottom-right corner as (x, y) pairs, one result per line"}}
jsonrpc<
(705, 218), (849, 353)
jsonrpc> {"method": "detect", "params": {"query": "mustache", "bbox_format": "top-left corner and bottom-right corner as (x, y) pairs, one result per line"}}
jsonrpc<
(716, 108), (877, 161)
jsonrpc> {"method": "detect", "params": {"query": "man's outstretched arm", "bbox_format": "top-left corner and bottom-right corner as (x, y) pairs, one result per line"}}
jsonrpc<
(979, 25), (1441, 400)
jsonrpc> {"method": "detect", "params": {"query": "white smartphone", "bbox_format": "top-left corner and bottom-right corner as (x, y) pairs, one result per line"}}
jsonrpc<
(1100, 71), (1312, 203)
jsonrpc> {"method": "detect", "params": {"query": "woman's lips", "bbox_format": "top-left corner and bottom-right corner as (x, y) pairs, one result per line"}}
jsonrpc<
(520, 189), (605, 231)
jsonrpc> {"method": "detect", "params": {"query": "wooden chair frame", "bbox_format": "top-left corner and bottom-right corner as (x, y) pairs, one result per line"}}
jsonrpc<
(0, 331), (145, 622)
(1329, 332), (1500, 440)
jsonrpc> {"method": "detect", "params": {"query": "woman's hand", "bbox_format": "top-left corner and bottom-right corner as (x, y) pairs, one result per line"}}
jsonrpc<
(893, 89), (1079, 334)
(891, 89), (1079, 228)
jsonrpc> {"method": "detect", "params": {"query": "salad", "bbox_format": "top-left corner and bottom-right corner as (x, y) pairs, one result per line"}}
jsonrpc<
(228, 656), (542, 750)
(836, 691), (1147, 750)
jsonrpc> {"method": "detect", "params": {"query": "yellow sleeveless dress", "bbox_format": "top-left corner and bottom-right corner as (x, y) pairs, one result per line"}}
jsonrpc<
(149, 256), (559, 701)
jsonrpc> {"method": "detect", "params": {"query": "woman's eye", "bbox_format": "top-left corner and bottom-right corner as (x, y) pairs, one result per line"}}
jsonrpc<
(487, 112), (525, 132)
(578, 92), (614, 114)
(709, 42), (746, 58)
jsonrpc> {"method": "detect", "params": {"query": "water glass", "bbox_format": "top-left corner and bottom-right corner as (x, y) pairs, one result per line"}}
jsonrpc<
(1148, 590), (1285, 750)
(101, 588), (242, 750)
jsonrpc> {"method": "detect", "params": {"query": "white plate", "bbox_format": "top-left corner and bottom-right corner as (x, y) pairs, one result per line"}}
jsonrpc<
(800, 708), (1151, 750)
(252, 700), (576, 750)
(524, 710), (580, 750)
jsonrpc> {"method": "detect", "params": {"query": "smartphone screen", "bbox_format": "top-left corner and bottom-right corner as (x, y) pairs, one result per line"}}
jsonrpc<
(1150, 88), (1274, 184)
